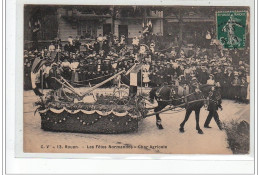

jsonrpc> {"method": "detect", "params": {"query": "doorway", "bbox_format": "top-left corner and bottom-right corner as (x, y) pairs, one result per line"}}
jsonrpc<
(103, 24), (111, 36)
(118, 25), (128, 39)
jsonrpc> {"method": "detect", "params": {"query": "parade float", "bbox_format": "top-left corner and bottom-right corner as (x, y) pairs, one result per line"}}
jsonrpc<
(35, 69), (150, 134)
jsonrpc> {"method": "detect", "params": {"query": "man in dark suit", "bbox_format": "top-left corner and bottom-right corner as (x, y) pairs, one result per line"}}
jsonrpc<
(197, 66), (208, 84)
(93, 41), (100, 53)
(225, 68), (234, 99)
(204, 84), (223, 130)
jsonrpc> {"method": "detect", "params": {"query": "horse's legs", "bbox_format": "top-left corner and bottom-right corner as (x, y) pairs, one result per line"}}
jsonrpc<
(195, 109), (203, 134)
(179, 109), (192, 133)
(156, 114), (163, 129)
(154, 103), (166, 130)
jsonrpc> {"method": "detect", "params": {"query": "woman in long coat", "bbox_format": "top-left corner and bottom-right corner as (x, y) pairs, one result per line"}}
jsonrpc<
(240, 77), (248, 103)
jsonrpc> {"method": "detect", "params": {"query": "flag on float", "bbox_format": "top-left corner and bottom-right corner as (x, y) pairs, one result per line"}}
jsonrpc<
(129, 64), (142, 86)
(31, 57), (46, 74)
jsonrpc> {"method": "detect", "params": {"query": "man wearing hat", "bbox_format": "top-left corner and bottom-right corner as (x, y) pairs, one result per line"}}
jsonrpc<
(93, 40), (100, 54)
(78, 59), (87, 83)
(150, 68), (157, 87)
(102, 38), (110, 56)
(132, 36), (140, 54)
(197, 65), (208, 84)
(204, 83), (223, 130)
(157, 66), (165, 86)
(232, 72), (242, 102)
(165, 63), (173, 83)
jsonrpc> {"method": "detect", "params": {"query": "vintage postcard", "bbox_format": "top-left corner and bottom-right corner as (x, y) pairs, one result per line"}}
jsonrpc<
(23, 5), (251, 154)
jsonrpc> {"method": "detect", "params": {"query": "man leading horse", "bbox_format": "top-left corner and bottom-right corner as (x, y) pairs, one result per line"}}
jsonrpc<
(149, 76), (221, 134)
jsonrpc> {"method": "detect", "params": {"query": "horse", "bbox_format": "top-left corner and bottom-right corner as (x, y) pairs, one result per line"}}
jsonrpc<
(149, 84), (214, 134)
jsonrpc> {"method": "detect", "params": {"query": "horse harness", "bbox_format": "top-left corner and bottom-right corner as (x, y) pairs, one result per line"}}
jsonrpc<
(155, 85), (199, 106)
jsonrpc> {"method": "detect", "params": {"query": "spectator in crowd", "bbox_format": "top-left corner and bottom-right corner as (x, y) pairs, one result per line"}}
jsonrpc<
(205, 30), (212, 48)
(68, 36), (73, 45)
(240, 77), (248, 103)
(43, 62), (52, 88)
(97, 34), (104, 49)
(54, 38), (62, 52)
(232, 72), (242, 102)
(93, 41), (100, 53)
(197, 66), (208, 84)
(142, 69), (150, 88)
(102, 39), (110, 56)
(48, 42), (56, 51)
(120, 35), (126, 46)
(24, 25), (250, 104)
(74, 36), (81, 52)
(70, 58), (79, 85)
(132, 36), (140, 54)
(207, 74), (215, 85)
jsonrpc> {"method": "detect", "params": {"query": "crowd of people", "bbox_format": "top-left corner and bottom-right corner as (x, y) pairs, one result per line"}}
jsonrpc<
(24, 28), (250, 103)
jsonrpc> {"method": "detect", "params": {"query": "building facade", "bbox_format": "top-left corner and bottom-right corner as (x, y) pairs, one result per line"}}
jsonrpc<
(56, 6), (164, 42)
(25, 6), (249, 49)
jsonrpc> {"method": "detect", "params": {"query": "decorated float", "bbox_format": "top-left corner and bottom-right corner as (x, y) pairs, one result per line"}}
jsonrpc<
(35, 69), (150, 134)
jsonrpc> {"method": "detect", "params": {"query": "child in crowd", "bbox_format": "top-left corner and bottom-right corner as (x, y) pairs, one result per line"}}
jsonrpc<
(142, 69), (150, 88)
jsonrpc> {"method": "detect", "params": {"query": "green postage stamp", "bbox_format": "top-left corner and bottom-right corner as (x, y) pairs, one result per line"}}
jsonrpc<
(216, 11), (247, 49)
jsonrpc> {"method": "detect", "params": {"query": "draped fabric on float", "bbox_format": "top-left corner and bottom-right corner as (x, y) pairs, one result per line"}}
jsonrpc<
(39, 108), (138, 118)
(40, 110), (138, 134)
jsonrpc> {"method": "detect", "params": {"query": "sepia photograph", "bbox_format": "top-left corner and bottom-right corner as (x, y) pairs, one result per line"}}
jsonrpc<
(23, 5), (251, 154)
